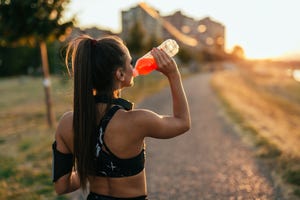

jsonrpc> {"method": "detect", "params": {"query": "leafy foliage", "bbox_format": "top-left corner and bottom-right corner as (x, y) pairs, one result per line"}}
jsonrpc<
(125, 21), (146, 56)
(231, 45), (245, 59)
(0, 0), (74, 47)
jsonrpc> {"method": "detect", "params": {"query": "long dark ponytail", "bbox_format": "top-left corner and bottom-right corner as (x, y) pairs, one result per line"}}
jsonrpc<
(65, 35), (127, 191)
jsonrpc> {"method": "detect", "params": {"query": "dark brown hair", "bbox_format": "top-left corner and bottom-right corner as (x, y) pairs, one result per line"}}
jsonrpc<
(65, 35), (127, 191)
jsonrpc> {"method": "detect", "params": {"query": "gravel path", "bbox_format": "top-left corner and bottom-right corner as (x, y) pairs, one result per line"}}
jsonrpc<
(138, 72), (283, 200)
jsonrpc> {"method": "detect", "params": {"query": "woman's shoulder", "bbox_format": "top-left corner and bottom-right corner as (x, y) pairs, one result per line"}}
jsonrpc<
(57, 111), (73, 130)
(55, 111), (74, 152)
(121, 108), (157, 120)
(61, 110), (74, 119)
(118, 108), (161, 130)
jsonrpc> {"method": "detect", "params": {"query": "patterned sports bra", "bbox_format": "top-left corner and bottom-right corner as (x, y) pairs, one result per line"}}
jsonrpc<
(91, 96), (145, 177)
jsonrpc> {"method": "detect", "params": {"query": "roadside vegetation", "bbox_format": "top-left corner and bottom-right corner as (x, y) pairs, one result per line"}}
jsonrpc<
(211, 60), (300, 199)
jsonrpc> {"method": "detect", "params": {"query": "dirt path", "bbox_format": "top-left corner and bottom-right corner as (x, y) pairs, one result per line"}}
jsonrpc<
(138, 72), (283, 199)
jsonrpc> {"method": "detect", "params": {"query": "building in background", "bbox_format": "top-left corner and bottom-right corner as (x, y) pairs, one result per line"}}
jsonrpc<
(121, 2), (225, 54)
(68, 27), (116, 41)
(68, 2), (226, 62)
(121, 3), (163, 45)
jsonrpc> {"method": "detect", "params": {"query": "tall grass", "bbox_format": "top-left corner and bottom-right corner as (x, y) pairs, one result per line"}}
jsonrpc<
(211, 60), (300, 198)
(0, 73), (168, 199)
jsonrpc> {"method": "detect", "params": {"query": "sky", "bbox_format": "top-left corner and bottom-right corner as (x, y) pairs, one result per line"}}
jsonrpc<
(63, 0), (300, 60)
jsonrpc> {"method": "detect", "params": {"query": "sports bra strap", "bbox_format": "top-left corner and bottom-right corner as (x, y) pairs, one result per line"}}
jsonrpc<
(100, 105), (122, 132)
(98, 105), (122, 159)
(94, 95), (133, 111)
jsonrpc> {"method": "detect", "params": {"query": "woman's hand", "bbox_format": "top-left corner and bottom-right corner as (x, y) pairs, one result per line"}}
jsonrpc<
(133, 47), (191, 139)
(151, 48), (179, 77)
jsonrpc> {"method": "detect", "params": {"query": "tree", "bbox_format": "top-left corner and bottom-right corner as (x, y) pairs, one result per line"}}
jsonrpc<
(0, 0), (74, 127)
(231, 45), (245, 59)
(125, 21), (146, 57)
(144, 34), (163, 52)
(177, 47), (193, 64)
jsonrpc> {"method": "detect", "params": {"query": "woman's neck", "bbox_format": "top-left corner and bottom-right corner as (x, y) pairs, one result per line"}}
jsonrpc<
(113, 89), (121, 98)
(95, 90), (120, 99)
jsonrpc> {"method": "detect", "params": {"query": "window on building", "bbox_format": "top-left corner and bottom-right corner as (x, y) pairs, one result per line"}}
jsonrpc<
(206, 37), (214, 45)
(198, 24), (207, 33)
(181, 25), (191, 34)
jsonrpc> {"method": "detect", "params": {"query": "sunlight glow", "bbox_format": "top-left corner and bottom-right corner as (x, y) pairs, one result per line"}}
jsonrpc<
(216, 37), (224, 46)
(64, 0), (300, 60)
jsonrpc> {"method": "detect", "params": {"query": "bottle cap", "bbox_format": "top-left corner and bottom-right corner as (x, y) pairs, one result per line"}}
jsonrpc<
(159, 39), (179, 57)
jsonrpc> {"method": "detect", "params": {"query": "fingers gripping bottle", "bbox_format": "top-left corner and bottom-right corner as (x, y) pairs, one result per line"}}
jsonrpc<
(133, 39), (179, 77)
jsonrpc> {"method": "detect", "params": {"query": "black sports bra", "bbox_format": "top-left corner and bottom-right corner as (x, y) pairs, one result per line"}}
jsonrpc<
(92, 98), (145, 177)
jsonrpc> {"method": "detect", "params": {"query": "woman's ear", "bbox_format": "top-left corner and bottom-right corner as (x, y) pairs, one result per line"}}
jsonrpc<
(115, 67), (125, 81)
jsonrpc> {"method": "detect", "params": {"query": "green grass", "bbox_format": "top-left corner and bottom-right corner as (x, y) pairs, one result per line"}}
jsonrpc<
(295, 188), (300, 197)
(0, 73), (169, 199)
(0, 156), (17, 178)
(285, 170), (300, 186)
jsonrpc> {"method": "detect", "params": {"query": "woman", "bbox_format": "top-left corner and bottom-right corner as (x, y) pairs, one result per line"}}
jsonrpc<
(52, 35), (190, 200)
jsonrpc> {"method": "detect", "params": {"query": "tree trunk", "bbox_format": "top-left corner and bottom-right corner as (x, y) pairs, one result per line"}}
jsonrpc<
(39, 40), (55, 128)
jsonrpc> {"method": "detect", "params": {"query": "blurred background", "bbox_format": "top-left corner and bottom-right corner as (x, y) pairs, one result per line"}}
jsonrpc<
(0, 0), (300, 199)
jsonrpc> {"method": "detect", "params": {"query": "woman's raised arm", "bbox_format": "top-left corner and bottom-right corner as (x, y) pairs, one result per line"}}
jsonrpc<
(133, 48), (191, 139)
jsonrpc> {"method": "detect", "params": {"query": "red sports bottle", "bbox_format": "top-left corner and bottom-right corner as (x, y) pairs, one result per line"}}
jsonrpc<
(133, 39), (179, 77)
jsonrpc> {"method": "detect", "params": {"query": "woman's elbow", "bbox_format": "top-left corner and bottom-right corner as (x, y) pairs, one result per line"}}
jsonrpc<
(175, 117), (191, 134)
(183, 121), (191, 133)
(180, 120), (191, 133)
(177, 115), (191, 132)
(55, 187), (65, 195)
(54, 182), (69, 195)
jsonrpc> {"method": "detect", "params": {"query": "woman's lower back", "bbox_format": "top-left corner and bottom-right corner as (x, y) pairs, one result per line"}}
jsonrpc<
(88, 170), (147, 198)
